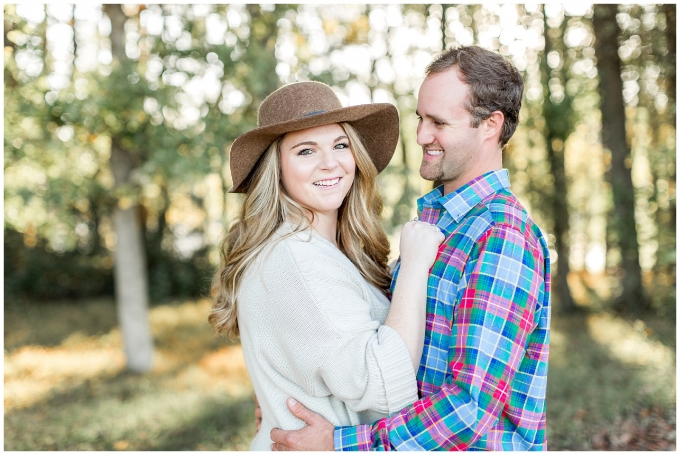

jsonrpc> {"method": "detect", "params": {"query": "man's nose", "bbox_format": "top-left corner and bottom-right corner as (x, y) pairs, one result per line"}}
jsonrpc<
(416, 123), (434, 146)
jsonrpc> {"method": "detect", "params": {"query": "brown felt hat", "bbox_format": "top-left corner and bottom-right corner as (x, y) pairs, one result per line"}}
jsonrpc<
(229, 81), (399, 193)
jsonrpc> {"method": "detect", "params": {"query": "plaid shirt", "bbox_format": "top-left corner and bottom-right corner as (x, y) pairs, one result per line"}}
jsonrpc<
(335, 169), (551, 451)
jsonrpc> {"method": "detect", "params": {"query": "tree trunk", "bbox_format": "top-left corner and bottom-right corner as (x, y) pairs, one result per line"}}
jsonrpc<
(541, 6), (577, 313)
(439, 4), (451, 51)
(244, 4), (283, 104)
(71, 5), (77, 58)
(662, 4), (676, 234)
(105, 4), (154, 372)
(593, 4), (646, 314)
(663, 4), (676, 122)
(4, 12), (18, 88)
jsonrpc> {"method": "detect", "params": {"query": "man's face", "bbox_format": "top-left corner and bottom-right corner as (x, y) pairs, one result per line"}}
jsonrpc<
(416, 67), (485, 192)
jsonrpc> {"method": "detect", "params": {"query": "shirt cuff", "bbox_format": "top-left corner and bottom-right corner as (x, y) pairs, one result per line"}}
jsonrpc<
(334, 425), (374, 451)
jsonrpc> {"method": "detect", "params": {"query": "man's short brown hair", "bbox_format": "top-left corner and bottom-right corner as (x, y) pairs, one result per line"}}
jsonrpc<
(426, 46), (524, 148)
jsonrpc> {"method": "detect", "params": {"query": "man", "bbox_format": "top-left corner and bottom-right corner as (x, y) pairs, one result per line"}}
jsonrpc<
(269, 45), (552, 451)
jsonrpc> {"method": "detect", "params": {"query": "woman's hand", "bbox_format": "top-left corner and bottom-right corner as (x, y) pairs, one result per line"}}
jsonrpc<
(399, 220), (445, 269)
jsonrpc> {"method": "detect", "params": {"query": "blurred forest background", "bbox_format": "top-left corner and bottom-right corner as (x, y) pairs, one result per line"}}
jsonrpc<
(4, 3), (676, 451)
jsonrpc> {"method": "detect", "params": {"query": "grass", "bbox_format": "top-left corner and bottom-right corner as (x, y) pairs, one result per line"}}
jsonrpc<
(5, 298), (256, 451)
(4, 297), (676, 450)
(546, 312), (675, 449)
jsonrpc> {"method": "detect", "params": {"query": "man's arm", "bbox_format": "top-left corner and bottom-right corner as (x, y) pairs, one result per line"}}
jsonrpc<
(335, 224), (546, 450)
(271, 224), (546, 451)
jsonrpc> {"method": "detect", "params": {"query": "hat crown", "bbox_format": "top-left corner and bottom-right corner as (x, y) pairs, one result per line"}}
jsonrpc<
(258, 82), (343, 128)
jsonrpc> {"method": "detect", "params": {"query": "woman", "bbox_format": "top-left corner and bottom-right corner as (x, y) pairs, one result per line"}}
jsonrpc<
(210, 81), (443, 450)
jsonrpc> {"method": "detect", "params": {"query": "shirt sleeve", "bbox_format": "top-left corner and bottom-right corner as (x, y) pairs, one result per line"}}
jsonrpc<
(251, 239), (418, 418)
(334, 223), (547, 450)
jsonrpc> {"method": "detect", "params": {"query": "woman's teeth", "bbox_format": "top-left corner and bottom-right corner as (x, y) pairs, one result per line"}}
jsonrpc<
(314, 177), (340, 187)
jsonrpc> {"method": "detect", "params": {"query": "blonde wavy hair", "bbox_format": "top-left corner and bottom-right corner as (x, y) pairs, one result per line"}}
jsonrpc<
(210, 122), (392, 338)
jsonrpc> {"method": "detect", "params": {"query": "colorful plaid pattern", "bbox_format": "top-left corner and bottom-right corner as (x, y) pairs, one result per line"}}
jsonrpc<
(334, 169), (551, 451)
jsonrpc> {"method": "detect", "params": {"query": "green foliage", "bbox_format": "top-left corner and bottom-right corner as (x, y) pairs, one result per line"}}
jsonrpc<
(4, 4), (287, 303)
(4, 227), (114, 302)
(3, 4), (676, 316)
(145, 240), (213, 303)
(4, 224), (214, 304)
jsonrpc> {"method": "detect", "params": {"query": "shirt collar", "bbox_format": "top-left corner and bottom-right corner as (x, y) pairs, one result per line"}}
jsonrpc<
(418, 169), (511, 223)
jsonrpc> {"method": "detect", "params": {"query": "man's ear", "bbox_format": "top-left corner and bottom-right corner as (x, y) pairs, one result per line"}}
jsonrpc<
(483, 111), (504, 142)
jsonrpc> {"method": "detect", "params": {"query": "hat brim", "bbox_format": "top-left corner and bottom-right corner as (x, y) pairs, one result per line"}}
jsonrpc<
(229, 103), (399, 193)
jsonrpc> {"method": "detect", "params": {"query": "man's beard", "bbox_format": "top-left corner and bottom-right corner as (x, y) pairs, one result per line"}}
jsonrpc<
(419, 159), (444, 182)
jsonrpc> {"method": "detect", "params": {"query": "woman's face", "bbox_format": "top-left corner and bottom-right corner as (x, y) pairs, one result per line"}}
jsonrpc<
(279, 123), (356, 219)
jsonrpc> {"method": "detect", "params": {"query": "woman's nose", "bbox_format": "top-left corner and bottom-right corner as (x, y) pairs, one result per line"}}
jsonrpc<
(318, 150), (338, 170)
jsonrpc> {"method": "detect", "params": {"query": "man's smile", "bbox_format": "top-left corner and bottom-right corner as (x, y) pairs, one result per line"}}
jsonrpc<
(425, 148), (444, 156)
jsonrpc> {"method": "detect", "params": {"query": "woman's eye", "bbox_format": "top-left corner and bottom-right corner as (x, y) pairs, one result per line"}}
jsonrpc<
(298, 148), (313, 156)
(335, 142), (350, 150)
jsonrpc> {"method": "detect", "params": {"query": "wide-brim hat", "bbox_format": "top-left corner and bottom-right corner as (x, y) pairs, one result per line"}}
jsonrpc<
(229, 81), (399, 193)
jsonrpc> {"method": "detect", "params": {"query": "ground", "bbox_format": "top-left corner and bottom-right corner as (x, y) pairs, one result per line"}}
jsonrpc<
(3, 297), (676, 450)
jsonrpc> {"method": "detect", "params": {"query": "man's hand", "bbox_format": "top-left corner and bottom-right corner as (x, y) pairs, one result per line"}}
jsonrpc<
(254, 394), (262, 433)
(270, 398), (334, 451)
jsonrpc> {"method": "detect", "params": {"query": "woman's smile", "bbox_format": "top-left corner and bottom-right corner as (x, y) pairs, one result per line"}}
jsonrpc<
(313, 177), (341, 188)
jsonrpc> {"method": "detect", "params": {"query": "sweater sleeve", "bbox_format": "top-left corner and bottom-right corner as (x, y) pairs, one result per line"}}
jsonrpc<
(246, 238), (418, 417)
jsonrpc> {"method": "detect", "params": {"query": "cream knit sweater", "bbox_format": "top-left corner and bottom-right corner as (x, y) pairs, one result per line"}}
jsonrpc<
(238, 223), (418, 451)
